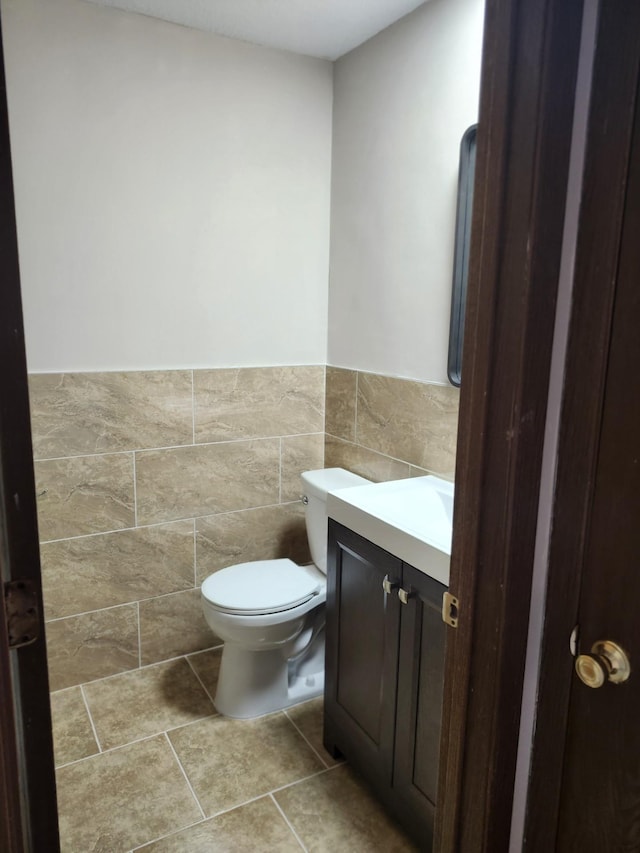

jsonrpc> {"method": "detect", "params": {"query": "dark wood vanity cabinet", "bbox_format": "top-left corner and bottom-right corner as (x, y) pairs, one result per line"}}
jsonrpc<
(324, 520), (446, 849)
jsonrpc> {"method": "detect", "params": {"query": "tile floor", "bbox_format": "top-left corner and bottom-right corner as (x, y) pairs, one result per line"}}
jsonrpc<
(50, 647), (418, 852)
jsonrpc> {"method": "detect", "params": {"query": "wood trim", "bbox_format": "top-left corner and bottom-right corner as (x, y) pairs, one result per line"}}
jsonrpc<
(523, 5), (640, 849)
(436, 1), (584, 850)
(0, 589), (24, 851)
(0, 9), (60, 850)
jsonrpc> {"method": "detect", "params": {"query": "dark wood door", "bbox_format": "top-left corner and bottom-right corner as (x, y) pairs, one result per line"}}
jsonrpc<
(0, 9), (60, 850)
(324, 521), (401, 786)
(554, 38), (640, 852)
(393, 565), (446, 845)
(526, 3), (640, 849)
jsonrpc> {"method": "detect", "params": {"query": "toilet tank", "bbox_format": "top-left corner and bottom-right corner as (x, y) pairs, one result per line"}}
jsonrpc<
(301, 468), (370, 574)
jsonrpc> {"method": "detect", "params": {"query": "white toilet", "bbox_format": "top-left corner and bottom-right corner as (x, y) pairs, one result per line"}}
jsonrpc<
(201, 467), (369, 718)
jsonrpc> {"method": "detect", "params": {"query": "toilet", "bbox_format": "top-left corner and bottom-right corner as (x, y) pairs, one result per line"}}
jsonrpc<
(201, 467), (369, 718)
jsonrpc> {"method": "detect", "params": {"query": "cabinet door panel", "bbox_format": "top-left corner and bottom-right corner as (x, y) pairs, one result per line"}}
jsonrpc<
(325, 521), (401, 782)
(393, 564), (446, 841)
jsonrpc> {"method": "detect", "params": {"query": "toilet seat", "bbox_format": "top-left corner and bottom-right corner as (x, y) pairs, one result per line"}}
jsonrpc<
(201, 559), (323, 616)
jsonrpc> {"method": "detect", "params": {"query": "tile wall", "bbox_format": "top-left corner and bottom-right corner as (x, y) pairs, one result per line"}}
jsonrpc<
(29, 367), (325, 690)
(324, 366), (459, 482)
(30, 364), (459, 691)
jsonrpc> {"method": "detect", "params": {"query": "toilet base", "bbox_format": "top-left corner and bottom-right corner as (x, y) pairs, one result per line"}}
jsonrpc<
(213, 641), (324, 719)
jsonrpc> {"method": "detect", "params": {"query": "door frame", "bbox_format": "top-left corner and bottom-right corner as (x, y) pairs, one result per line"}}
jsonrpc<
(0, 8), (60, 851)
(523, 4), (640, 847)
(436, 0), (585, 849)
(0, 0), (621, 849)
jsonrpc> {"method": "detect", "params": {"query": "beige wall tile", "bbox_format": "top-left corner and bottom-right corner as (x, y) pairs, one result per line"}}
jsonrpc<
(46, 604), (139, 691)
(135, 439), (280, 525)
(281, 433), (324, 502)
(168, 713), (323, 815)
(29, 370), (193, 458)
(196, 503), (310, 584)
(41, 520), (195, 620)
(357, 373), (459, 475)
(83, 659), (215, 751)
(139, 588), (215, 665)
(194, 366), (324, 443)
(324, 435), (411, 483)
(137, 796), (301, 852)
(56, 735), (202, 852)
(325, 366), (357, 441)
(35, 453), (135, 542)
(50, 687), (99, 767)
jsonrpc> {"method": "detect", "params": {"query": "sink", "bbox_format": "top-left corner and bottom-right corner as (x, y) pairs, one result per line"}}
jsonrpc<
(327, 475), (454, 586)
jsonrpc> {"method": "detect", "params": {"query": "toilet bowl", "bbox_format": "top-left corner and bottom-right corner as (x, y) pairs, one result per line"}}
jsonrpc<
(200, 467), (369, 718)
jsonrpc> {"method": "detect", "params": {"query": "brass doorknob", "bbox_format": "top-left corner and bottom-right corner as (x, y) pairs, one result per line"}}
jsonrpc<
(575, 640), (631, 688)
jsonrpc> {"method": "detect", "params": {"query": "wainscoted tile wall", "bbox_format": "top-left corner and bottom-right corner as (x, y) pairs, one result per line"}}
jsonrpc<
(29, 367), (325, 691)
(324, 367), (460, 482)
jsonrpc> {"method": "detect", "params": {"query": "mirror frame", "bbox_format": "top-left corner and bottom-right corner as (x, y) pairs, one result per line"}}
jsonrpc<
(447, 124), (477, 387)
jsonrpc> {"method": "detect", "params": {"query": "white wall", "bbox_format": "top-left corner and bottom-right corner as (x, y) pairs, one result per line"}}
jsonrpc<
(327, 0), (484, 384)
(3, 0), (333, 372)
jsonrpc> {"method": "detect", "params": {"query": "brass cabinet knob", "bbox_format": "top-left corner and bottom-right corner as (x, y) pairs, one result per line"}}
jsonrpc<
(575, 640), (631, 688)
(382, 575), (399, 595)
(398, 587), (416, 605)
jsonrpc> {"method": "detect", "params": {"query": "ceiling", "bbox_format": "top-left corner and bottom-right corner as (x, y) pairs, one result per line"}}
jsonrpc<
(84, 0), (429, 60)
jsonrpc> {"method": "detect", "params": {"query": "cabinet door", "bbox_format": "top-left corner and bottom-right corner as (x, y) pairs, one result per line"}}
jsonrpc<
(393, 564), (446, 843)
(325, 521), (402, 785)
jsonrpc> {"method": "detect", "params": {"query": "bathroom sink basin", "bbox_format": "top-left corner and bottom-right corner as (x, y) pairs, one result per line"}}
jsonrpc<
(327, 475), (454, 586)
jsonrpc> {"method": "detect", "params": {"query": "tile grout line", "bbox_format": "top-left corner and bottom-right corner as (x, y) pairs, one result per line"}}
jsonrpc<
(354, 369), (359, 444)
(50, 646), (223, 696)
(185, 654), (219, 708)
(279, 437), (283, 504)
(132, 452), (138, 528)
(269, 793), (308, 852)
(128, 816), (212, 851)
(136, 601), (141, 669)
(55, 709), (221, 771)
(54, 732), (162, 771)
(191, 368), (195, 445)
(192, 518), (197, 589)
(324, 432), (452, 480)
(269, 764), (335, 797)
(33, 431), (325, 464)
(39, 498), (306, 546)
(283, 709), (332, 769)
(163, 732), (207, 820)
(194, 766), (337, 824)
(79, 684), (103, 754)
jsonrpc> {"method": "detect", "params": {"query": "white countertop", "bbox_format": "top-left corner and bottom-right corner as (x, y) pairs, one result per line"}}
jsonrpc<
(327, 475), (453, 587)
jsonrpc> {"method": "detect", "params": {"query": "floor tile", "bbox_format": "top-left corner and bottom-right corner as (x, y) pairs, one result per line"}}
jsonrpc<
(186, 647), (222, 701)
(285, 697), (342, 768)
(135, 795), (302, 851)
(83, 658), (215, 750)
(274, 764), (418, 852)
(168, 712), (324, 816)
(50, 687), (99, 767)
(56, 735), (202, 852)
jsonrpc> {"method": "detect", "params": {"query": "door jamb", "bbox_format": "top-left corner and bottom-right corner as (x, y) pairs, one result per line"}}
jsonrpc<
(0, 9), (60, 850)
(436, 0), (585, 849)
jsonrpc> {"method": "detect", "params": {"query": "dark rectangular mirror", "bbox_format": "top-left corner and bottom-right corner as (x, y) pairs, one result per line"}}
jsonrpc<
(447, 124), (477, 387)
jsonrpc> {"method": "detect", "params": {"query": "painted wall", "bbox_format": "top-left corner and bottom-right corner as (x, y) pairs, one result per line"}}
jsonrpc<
(2, 0), (333, 373)
(327, 0), (484, 384)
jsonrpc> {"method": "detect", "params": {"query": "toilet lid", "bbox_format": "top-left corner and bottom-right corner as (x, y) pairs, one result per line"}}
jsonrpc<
(201, 559), (322, 615)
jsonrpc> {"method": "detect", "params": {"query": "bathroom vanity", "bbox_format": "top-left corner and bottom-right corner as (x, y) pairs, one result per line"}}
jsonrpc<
(323, 477), (453, 848)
